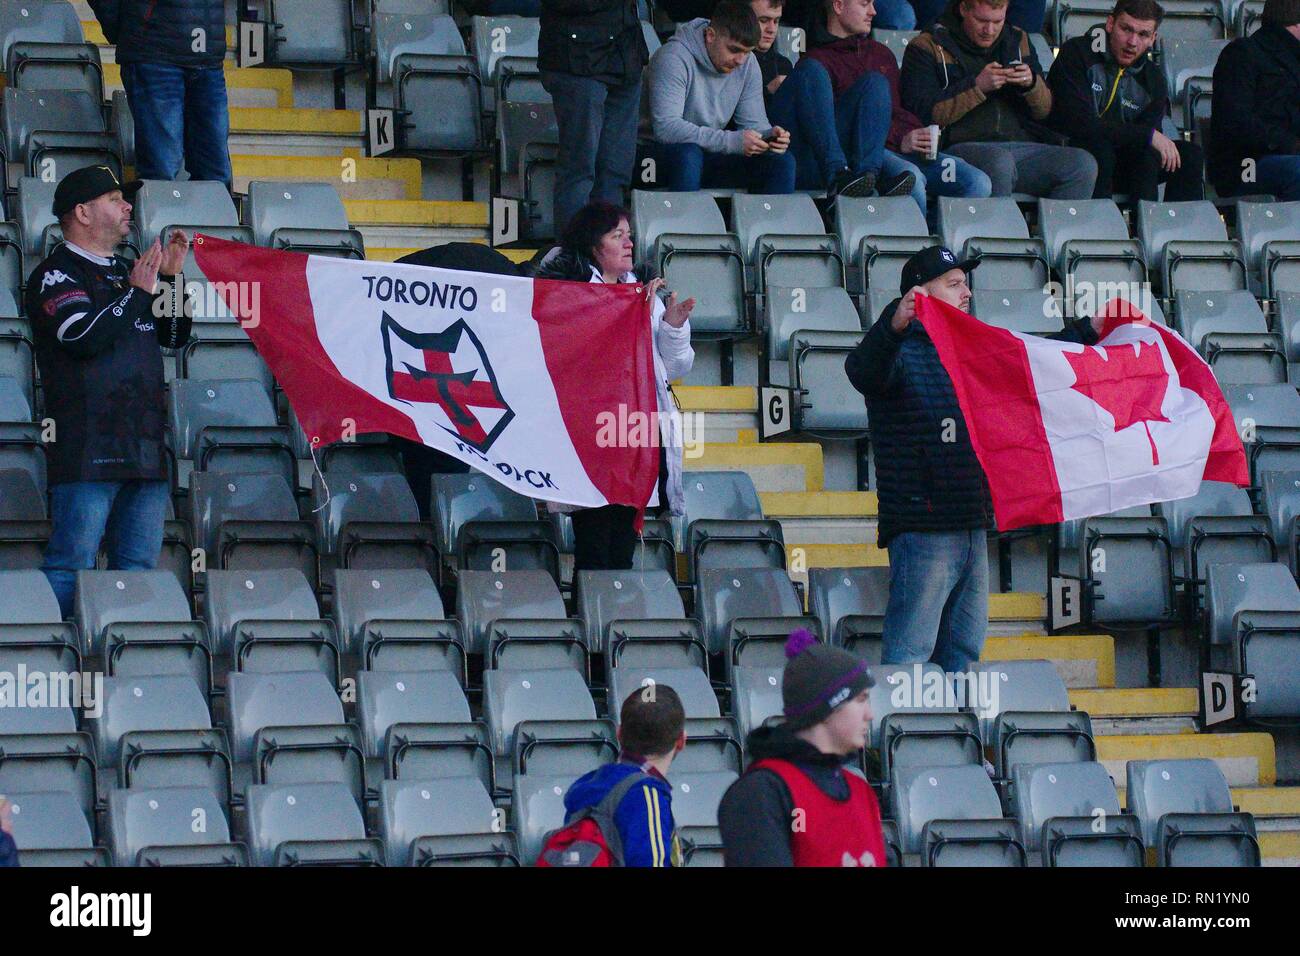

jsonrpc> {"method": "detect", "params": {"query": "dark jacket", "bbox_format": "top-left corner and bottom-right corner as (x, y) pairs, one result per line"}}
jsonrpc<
(805, 20), (922, 152)
(899, 4), (1055, 148)
(1208, 22), (1300, 195)
(538, 0), (647, 82)
(1047, 26), (1167, 150)
(755, 44), (793, 113)
(88, 0), (227, 68)
(0, 831), (16, 867)
(717, 723), (855, 867)
(25, 242), (190, 486)
(845, 299), (1097, 545)
(563, 759), (681, 866)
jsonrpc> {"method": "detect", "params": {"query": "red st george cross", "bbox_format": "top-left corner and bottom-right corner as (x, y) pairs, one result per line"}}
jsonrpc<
(390, 346), (506, 447)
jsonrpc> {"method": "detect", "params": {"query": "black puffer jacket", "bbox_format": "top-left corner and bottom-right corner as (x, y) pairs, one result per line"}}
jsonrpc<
(538, 0), (647, 82)
(845, 299), (1097, 546)
(89, 0), (227, 68)
(1208, 22), (1300, 195)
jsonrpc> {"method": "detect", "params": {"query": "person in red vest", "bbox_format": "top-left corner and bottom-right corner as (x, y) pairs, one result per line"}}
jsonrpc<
(718, 629), (885, 866)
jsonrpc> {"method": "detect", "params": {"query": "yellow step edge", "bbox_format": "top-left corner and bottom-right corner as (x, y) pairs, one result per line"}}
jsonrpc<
(1068, 687), (1199, 717)
(100, 63), (294, 108)
(1231, 787), (1300, 816)
(229, 106), (361, 135)
(988, 592), (1046, 620)
(1260, 831), (1300, 860)
(686, 442), (825, 492)
(230, 154), (422, 200)
(735, 428), (758, 444)
(1095, 733), (1277, 787)
(982, 634), (1115, 688)
(673, 386), (758, 412)
(760, 490), (878, 517)
(366, 247), (418, 262)
(83, 20), (235, 48)
(343, 199), (488, 227)
(787, 543), (889, 568)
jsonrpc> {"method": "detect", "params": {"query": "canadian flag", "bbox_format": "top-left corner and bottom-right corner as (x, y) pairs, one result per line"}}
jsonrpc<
(915, 294), (1249, 530)
(192, 235), (660, 511)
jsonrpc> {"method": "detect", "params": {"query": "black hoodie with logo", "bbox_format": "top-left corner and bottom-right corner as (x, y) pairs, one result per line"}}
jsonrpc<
(1047, 25), (1168, 150)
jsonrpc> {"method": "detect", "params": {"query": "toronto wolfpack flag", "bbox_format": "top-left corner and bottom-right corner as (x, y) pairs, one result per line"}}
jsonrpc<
(914, 294), (1249, 530)
(193, 235), (659, 510)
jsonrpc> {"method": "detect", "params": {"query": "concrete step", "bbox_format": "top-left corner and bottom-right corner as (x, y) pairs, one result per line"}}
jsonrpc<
(685, 442), (824, 492)
(101, 63), (294, 108)
(1261, 831), (1300, 865)
(230, 154), (422, 201)
(1069, 687), (1199, 718)
(229, 106), (360, 136)
(1233, 786), (1300, 817)
(1095, 732), (1277, 789)
(982, 633), (1115, 689)
(674, 386), (758, 444)
(988, 592), (1045, 623)
(365, 245), (536, 264)
(343, 200), (486, 227)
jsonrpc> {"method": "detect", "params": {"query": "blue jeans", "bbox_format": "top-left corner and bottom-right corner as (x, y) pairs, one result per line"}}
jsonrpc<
(120, 62), (232, 188)
(769, 59), (891, 190)
(882, 529), (989, 672)
(1253, 155), (1300, 202)
(881, 148), (994, 218)
(655, 141), (796, 193)
(874, 0), (918, 29)
(42, 480), (170, 619)
(542, 71), (642, 235)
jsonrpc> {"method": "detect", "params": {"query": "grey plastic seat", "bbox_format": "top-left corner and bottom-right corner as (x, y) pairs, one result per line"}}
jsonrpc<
(879, 710), (983, 780)
(0, 313), (33, 413)
(809, 566), (890, 660)
(1174, 289), (1282, 383)
(455, 569), (566, 656)
(409, 831), (521, 866)
(189, 471), (314, 583)
(1011, 760), (1142, 865)
(1073, 510), (1176, 625)
(470, 15), (543, 110)
(245, 181), (364, 257)
(510, 771), (576, 864)
(833, 194), (932, 295)
(132, 180), (240, 249)
(1126, 758), (1259, 865)
(1225, 382), (1300, 482)
(428, 472), (555, 577)
(245, 780), (380, 867)
(430, 472), (538, 555)
(0, 375), (32, 422)
(1158, 480), (1271, 598)
(0, 730), (96, 826)
(357, 669), (471, 758)
(676, 717), (744, 775)
(261, 0), (360, 65)
(332, 567), (448, 657)
(374, 13), (481, 151)
(88, 675), (211, 767)
(0, 699), (76, 735)
(379, 776), (499, 866)
(203, 567), (324, 661)
(607, 666), (719, 723)
(868, 663), (951, 749)
(373, 12), (465, 84)
(106, 785), (236, 867)
(383, 720), (493, 785)
(73, 569), (191, 656)
(937, 196), (1029, 255)
(674, 470), (767, 570)
(4, 788), (94, 851)
(731, 664), (784, 741)
(1135, 200), (1246, 294)
(732, 193), (843, 292)
(1259, 469), (1300, 564)
(226, 670), (345, 765)
(2, 87), (107, 169)
(891, 763), (1018, 859)
(872, 28), (916, 65)
(0, 0), (83, 62)
(971, 288), (1064, 334)
(764, 286), (869, 432)
(629, 190), (746, 336)
(496, 101), (557, 240)
(992, 710), (1095, 779)
(666, 770), (737, 828)
(1037, 197), (1146, 293)
(1236, 200), (1300, 297)
(1204, 562), (1300, 646)
(482, 666), (596, 756)
(312, 471), (422, 556)
(695, 567), (803, 657)
(0, 568), (61, 623)
(968, 660), (1069, 742)
(576, 569), (685, 653)
(168, 378), (279, 460)
(0, 467), (43, 521)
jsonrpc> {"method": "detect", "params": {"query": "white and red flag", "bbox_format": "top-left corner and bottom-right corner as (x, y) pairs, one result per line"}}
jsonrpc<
(193, 235), (659, 511)
(915, 294), (1249, 530)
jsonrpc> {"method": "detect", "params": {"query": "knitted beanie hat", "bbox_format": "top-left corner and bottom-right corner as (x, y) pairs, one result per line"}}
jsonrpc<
(781, 629), (875, 730)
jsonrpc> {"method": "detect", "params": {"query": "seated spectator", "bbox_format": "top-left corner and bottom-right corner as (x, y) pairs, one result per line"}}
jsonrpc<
(771, 0), (991, 210)
(89, 0), (232, 190)
(1208, 0), (1300, 201)
(1048, 0), (1204, 205)
(717, 630), (886, 866)
(646, 1), (796, 192)
(752, 0), (794, 108)
(911, 0), (1047, 33)
(546, 686), (687, 866)
(900, 0), (1098, 198)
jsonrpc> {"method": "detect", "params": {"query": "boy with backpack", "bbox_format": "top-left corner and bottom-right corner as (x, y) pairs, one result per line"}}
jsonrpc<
(537, 684), (686, 867)
(718, 630), (886, 866)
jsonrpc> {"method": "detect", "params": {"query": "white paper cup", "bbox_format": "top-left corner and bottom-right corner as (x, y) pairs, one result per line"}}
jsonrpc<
(926, 124), (940, 161)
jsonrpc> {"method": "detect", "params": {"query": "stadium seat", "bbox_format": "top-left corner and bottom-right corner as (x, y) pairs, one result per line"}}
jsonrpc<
(1158, 480), (1272, 609)
(2, 88), (115, 183)
(675, 470), (784, 580)
(676, 717), (744, 775)
(204, 569), (338, 682)
(331, 567), (460, 668)
(4, 37), (101, 100)
(937, 197), (1048, 290)
(873, 28), (916, 65)
(967, 660), (1070, 741)
(868, 662), (952, 750)
(607, 664), (719, 722)
(1036, 198), (1147, 304)
(878, 710), (982, 780)
(190, 471), (316, 586)
(0, 696), (75, 735)
(992, 710), (1095, 779)
(385, 720), (496, 791)
(809, 566), (891, 661)
(1074, 509), (1177, 626)
(312, 471), (437, 575)
(357, 669), (471, 758)
(0, 311), (33, 413)
(106, 785), (241, 867)
(1012, 761), (1142, 865)
(244, 781), (381, 867)
(73, 569), (192, 657)
(1205, 561), (1300, 645)
(0, 570), (77, 671)
(764, 285), (869, 433)
(5, 788), (95, 855)
(0, 0), (83, 66)
(1225, 382), (1300, 482)
(695, 566), (810, 662)
(88, 674), (211, 767)
(1174, 289), (1283, 384)
(731, 664), (785, 742)
(0, 728), (96, 827)
(132, 180), (244, 250)
(891, 763), (1024, 864)
(775, 24), (805, 63)
(428, 473), (555, 579)
(970, 288), (1064, 334)
(680, 825), (726, 866)
(1135, 200), (1246, 295)
(409, 832), (521, 867)
(575, 568), (685, 653)
(244, 181), (364, 258)
(470, 15), (544, 111)
(833, 194), (933, 296)
(509, 720), (615, 863)
(605, 618), (711, 675)
(1236, 200), (1300, 298)
(455, 569), (566, 656)
(1235, 0), (1264, 34)
(372, 13), (482, 152)
(226, 670), (346, 767)
(666, 769), (737, 828)
(1203, 562), (1300, 717)
(630, 190), (747, 338)
(378, 776), (500, 866)
(1126, 759), (1260, 866)
(1258, 469), (1300, 571)
(1162, 39), (1226, 129)
(256, 0), (361, 66)
(482, 658), (597, 757)
(732, 193), (844, 294)
(168, 378), (289, 479)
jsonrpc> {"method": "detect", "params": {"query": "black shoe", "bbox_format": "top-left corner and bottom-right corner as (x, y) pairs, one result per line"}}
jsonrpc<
(877, 170), (917, 198)
(829, 168), (876, 199)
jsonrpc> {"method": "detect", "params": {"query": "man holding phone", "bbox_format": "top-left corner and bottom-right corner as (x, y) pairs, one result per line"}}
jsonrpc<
(900, 0), (1098, 198)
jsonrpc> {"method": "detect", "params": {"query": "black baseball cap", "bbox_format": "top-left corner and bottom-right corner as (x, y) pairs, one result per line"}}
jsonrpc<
(900, 244), (980, 294)
(53, 165), (143, 218)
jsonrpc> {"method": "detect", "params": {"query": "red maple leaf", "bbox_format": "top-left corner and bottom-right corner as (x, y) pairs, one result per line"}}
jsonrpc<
(1063, 340), (1171, 465)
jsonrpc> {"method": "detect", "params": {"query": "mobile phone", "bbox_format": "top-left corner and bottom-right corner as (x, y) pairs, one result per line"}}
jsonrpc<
(763, 129), (780, 142)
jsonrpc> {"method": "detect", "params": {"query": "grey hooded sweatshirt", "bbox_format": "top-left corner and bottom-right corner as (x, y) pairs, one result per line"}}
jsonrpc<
(647, 17), (773, 155)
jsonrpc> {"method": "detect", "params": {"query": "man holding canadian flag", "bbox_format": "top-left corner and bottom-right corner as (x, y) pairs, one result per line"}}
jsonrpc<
(846, 245), (1248, 673)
